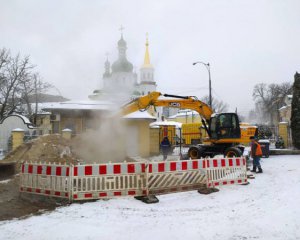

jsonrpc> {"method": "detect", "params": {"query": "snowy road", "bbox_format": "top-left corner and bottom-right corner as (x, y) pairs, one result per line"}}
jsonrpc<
(0, 155), (300, 240)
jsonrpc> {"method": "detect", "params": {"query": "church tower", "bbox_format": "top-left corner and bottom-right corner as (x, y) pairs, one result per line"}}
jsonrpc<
(139, 35), (156, 95)
(102, 32), (137, 94)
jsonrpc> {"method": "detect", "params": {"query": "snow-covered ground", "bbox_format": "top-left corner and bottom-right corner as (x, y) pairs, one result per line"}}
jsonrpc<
(0, 155), (300, 240)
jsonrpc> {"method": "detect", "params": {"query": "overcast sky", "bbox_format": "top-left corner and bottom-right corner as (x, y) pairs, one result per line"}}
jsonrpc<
(1, 0), (299, 115)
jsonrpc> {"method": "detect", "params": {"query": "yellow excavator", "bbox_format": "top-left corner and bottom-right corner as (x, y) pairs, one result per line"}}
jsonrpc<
(122, 91), (257, 158)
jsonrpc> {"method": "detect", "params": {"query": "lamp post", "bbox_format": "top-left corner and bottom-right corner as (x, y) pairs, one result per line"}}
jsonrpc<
(193, 61), (212, 108)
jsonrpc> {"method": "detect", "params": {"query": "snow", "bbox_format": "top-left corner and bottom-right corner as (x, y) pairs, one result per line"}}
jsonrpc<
(258, 139), (270, 143)
(42, 100), (114, 111)
(123, 111), (156, 119)
(0, 179), (11, 184)
(12, 128), (25, 132)
(1, 155), (300, 240)
(150, 121), (182, 128)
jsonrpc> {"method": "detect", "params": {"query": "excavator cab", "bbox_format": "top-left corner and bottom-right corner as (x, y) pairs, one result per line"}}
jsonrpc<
(209, 113), (241, 140)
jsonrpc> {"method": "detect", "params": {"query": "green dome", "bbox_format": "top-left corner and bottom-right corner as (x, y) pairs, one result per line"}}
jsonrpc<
(111, 59), (133, 73)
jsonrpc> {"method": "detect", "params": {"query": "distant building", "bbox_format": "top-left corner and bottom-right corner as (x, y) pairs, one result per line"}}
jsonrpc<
(89, 33), (157, 100)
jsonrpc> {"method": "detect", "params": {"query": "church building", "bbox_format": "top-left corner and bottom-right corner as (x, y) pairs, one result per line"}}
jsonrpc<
(89, 33), (157, 100)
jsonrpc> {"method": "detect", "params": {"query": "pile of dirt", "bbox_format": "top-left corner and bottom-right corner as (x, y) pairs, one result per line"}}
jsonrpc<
(3, 134), (81, 172)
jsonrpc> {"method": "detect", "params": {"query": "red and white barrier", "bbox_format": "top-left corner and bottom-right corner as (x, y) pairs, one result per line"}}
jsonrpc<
(20, 162), (70, 199)
(72, 162), (147, 200)
(19, 157), (248, 201)
(205, 157), (248, 188)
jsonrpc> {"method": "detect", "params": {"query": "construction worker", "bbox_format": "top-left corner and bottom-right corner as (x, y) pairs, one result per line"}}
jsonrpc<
(160, 136), (171, 160)
(250, 136), (263, 173)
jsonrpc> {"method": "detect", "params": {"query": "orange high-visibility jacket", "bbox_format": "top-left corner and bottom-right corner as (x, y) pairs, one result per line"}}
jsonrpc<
(251, 141), (262, 157)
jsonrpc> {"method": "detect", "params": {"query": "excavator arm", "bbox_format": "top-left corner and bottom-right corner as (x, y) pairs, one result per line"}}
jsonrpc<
(122, 91), (213, 122)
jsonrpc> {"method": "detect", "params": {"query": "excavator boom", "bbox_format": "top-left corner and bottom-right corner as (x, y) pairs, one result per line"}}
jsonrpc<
(122, 91), (213, 122)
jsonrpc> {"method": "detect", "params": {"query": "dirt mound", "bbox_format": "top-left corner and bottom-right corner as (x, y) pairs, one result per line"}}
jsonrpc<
(3, 134), (81, 172)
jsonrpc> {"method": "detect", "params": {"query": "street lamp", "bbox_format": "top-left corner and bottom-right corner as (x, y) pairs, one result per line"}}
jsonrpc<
(193, 61), (212, 108)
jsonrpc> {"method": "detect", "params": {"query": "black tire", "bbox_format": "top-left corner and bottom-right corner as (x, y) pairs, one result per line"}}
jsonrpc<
(188, 146), (203, 159)
(224, 147), (242, 157)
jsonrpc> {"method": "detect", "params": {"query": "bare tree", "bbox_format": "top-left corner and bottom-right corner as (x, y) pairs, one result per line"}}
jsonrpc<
(252, 82), (293, 125)
(201, 95), (229, 113)
(0, 48), (53, 121)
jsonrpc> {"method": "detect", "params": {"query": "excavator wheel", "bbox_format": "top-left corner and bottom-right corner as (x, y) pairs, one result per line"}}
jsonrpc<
(224, 147), (242, 158)
(188, 146), (203, 159)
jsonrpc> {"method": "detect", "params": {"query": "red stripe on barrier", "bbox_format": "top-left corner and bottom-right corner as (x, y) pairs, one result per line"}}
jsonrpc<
(236, 158), (240, 166)
(114, 192), (121, 196)
(114, 165), (121, 174)
(27, 188), (32, 192)
(182, 162), (187, 170)
(223, 181), (228, 185)
(207, 160), (210, 168)
(46, 166), (51, 175)
(99, 165), (107, 174)
(37, 166), (42, 174)
(158, 163), (165, 172)
(65, 193), (68, 197)
(243, 158), (246, 166)
(85, 166), (92, 175)
(238, 179), (242, 183)
(35, 189), (41, 193)
(28, 165), (33, 174)
(149, 164), (152, 173)
(221, 159), (226, 167)
(128, 190), (136, 195)
(192, 160), (198, 169)
(22, 164), (24, 173)
(170, 162), (176, 171)
(142, 190), (147, 195)
(20, 187), (23, 191)
(182, 186), (189, 191)
(171, 187), (177, 192)
(213, 159), (218, 168)
(215, 182), (220, 186)
(73, 194), (78, 199)
(230, 180), (235, 184)
(202, 160), (206, 169)
(45, 190), (50, 195)
(127, 164), (135, 173)
(207, 183), (212, 188)
(74, 167), (78, 176)
(84, 193), (92, 198)
(229, 159), (233, 167)
(56, 167), (62, 176)
(66, 167), (70, 176)
(55, 192), (61, 196)
(141, 163), (146, 173)
(99, 192), (107, 197)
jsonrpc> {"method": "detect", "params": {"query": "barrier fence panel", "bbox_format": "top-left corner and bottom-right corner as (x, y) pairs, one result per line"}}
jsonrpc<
(71, 162), (147, 201)
(146, 159), (207, 195)
(20, 162), (70, 199)
(205, 157), (248, 188)
(20, 157), (248, 201)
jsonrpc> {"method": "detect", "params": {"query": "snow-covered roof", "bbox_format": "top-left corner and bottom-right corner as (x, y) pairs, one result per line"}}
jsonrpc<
(42, 100), (114, 111)
(169, 110), (199, 118)
(123, 111), (156, 120)
(150, 121), (182, 128)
